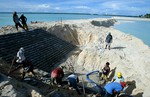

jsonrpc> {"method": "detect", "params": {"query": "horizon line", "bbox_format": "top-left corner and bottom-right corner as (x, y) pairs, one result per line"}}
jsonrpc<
(0, 12), (139, 17)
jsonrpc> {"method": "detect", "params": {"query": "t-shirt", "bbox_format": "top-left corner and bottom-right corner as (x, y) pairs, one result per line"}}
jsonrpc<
(67, 74), (79, 87)
(51, 67), (64, 78)
(13, 15), (20, 23)
(68, 74), (78, 80)
(16, 49), (25, 63)
(105, 34), (112, 43)
(20, 15), (27, 23)
(114, 76), (124, 83)
(102, 66), (110, 75)
(104, 82), (123, 95)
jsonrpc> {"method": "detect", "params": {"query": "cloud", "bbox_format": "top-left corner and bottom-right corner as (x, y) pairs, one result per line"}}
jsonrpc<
(99, 0), (150, 15)
(75, 6), (91, 9)
(30, 4), (51, 11)
(37, 4), (50, 9)
(18, 3), (52, 12)
(54, 0), (99, 5)
(54, 7), (61, 10)
(0, 0), (150, 15)
(101, 1), (127, 10)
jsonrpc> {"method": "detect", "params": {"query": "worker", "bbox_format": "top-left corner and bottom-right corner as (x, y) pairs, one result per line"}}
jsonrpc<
(8, 47), (26, 74)
(112, 72), (125, 83)
(105, 33), (113, 50)
(101, 62), (110, 82)
(16, 47), (26, 64)
(22, 58), (35, 79)
(51, 66), (64, 86)
(20, 14), (29, 31)
(13, 11), (25, 31)
(104, 82), (126, 97)
(67, 73), (81, 95)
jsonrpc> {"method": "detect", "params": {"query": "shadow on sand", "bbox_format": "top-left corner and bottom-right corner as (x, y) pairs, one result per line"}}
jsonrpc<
(124, 80), (143, 97)
(125, 80), (136, 95)
(111, 47), (126, 50)
(108, 67), (117, 81)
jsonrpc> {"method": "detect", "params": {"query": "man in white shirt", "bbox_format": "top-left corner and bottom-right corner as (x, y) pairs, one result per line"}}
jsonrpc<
(16, 47), (26, 63)
(8, 47), (26, 74)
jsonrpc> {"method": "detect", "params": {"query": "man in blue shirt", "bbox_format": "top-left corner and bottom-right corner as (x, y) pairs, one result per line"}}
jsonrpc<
(104, 82), (126, 97)
(67, 74), (81, 95)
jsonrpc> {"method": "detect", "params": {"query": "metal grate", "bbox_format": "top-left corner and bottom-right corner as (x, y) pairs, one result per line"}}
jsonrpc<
(0, 29), (76, 72)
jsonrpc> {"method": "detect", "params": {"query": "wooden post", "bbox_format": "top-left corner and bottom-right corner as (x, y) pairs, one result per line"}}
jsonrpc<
(8, 56), (16, 74)
(61, 17), (62, 27)
(82, 77), (86, 97)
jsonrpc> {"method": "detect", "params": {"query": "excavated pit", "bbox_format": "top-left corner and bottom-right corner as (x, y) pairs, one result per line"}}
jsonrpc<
(40, 19), (146, 97)
(0, 19), (147, 96)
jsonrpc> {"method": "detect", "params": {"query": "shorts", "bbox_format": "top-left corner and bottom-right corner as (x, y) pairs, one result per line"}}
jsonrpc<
(106, 42), (111, 46)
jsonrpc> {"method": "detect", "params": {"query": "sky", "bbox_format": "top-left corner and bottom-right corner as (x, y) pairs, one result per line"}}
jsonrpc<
(0, 0), (150, 15)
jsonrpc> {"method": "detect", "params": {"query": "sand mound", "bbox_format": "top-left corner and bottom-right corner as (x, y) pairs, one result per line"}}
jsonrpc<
(0, 73), (43, 97)
(91, 19), (116, 27)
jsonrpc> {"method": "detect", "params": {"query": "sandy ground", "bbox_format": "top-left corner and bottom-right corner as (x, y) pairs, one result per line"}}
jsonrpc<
(0, 18), (150, 97)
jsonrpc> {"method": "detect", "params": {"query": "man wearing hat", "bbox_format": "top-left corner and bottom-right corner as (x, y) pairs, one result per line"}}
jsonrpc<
(112, 72), (125, 83)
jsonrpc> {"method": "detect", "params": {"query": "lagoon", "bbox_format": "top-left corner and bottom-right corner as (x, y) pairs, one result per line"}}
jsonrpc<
(114, 19), (150, 47)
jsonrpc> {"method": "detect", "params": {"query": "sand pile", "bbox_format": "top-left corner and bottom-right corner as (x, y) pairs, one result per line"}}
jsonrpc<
(0, 18), (150, 96)
(0, 73), (43, 97)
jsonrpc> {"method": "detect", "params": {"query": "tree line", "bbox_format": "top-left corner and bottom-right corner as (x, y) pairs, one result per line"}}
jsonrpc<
(139, 13), (150, 18)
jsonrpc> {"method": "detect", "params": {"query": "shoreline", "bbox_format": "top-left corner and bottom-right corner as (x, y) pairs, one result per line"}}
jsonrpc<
(113, 16), (150, 21)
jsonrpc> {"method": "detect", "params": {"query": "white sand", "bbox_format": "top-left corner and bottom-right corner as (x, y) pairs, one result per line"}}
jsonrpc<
(113, 16), (150, 21)
(0, 18), (150, 96)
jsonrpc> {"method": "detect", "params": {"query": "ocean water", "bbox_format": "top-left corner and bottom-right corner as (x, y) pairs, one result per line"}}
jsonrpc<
(0, 13), (150, 46)
(114, 19), (150, 47)
(0, 13), (110, 27)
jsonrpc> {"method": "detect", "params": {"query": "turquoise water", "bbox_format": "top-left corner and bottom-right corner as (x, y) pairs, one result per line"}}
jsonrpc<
(114, 19), (150, 47)
(0, 13), (110, 27)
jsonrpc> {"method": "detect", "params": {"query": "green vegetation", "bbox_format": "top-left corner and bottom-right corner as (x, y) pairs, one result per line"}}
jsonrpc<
(144, 14), (150, 18)
(139, 13), (150, 18)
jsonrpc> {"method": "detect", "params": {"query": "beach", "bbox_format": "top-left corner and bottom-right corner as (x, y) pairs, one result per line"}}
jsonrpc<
(0, 18), (150, 97)
(113, 16), (150, 21)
